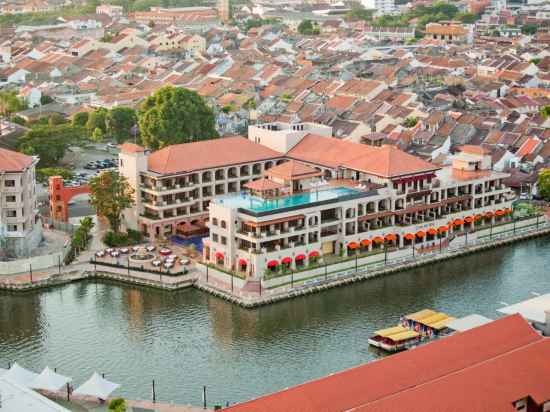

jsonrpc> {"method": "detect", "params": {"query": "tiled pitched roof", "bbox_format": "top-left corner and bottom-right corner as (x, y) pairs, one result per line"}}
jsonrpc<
(147, 137), (282, 174)
(0, 148), (33, 172)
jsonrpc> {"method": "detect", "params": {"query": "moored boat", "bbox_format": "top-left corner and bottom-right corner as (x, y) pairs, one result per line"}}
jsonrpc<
(368, 325), (421, 352)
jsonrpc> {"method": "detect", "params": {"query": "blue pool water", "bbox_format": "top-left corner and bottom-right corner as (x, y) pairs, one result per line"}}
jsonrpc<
(170, 235), (207, 251)
(214, 187), (361, 213)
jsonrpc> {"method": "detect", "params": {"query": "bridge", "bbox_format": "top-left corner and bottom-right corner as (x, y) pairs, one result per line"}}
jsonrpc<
(48, 176), (91, 223)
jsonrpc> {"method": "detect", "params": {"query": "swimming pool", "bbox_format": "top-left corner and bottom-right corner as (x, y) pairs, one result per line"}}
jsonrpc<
(214, 187), (363, 213)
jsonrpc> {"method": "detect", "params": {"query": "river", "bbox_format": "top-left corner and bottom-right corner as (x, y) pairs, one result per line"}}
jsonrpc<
(1, 237), (549, 407)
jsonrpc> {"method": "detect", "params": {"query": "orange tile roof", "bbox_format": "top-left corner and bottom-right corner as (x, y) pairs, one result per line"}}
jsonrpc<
(288, 135), (438, 178)
(225, 315), (542, 412)
(120, 142), (145, 154)
(264, 160), (322, 181)
(0, 148), (33, 172)
(243, 178), (284, 191)
(147, 137), (282, 174)
(344, 145), (439, 178)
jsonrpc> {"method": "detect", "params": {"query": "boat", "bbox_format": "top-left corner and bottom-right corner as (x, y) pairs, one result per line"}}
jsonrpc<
(368, 325), (421, 352)
(402, 309), (456, 337)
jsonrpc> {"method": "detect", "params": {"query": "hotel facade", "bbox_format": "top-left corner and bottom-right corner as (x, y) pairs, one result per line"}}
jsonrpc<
(204, 123), (514, 279)
(119, 122), (514, 279)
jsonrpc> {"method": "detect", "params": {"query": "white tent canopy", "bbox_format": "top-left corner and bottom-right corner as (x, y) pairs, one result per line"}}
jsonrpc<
(3, 362), (39, 387)
(30, 367), (72, 392)
(73, 372), (120, 400)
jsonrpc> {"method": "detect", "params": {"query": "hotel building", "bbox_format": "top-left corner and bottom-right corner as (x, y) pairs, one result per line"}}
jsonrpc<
(118, 123), (332, 239)
(203, 123), (514, 278)
(0, 148), (42, 258)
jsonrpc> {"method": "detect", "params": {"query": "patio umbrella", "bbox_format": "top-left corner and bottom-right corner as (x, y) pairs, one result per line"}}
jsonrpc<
(2, 362), (39, 387)
(30, 367), (72, 392)
(73, 372), (120, 400)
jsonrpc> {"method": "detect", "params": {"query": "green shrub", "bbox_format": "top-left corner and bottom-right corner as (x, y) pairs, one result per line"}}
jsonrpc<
(108, 398), (126, 412)
(103, 230), (142, 247)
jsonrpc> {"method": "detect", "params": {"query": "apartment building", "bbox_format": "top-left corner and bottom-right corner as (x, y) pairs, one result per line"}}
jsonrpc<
(204, 126), (513, 278)
(425, 21), (468, 43)
(361, 0), (396, 16)
(0, 148), (41, 258)
(119, 139), (285, 239)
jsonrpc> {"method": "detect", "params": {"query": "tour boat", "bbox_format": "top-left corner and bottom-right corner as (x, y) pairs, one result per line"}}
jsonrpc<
(368, 325), (421, 352)
(401, 309), (455, 338)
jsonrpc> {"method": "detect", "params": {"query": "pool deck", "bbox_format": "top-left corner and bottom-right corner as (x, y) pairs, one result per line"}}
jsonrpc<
(2, 219), (550, 310)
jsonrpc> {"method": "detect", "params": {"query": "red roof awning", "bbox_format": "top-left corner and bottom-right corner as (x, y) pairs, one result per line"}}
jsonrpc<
(427, 228), (437, 236)
(267, 260), (278, 268)
(373, 236), (384, 244)
(385, 234), (397, 241)
(404, 233), (415, 241)
(361, 239), (371, 246)
(282, 257), (292, 264)
(348, 242), (359, 249)
(239, 258), (247, 266)
(215, 252), (224, 259)
(295, 254), (305, 261)
(309, 251), (319, 257)
(438, 225), (448, 233)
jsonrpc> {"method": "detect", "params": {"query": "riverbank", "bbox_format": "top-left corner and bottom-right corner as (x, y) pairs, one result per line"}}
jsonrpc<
(1, 216), (549, 308)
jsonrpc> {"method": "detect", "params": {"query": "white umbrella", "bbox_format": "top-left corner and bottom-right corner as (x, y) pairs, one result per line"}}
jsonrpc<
(73, 372), (120, 400)
(2, 362), (38, 387)
(30, 367), (72, 391)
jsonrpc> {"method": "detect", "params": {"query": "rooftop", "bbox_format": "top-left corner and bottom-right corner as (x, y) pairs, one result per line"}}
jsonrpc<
(147, 137), (282, 175)
(225, 315), (543, 412)
(497, 293), (550, 324)
(0, 147), (34, 173)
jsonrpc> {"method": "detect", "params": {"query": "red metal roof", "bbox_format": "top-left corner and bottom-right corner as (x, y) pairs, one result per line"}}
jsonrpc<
(225, 315), (542, 412)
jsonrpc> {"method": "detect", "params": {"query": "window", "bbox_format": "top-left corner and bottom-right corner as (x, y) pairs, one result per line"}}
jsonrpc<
(4, 180), (15, 187)
(221, 236), (227, 245)
(211, 218), (218, 226)
(212, 233), (219, 242)
(6, 195), (16, 202)
(7, 224), (17, 232)
(6, 210), (16, 217)
(221, 220), (226, 229)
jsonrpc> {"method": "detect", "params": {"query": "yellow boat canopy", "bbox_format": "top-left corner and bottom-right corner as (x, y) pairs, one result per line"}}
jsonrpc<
(421, 312), (450, 326)
(430, 317), (456, 330)
(404, 309), (437, 322)
(374, 325), (408, 337)
(388, 330), (420, 342)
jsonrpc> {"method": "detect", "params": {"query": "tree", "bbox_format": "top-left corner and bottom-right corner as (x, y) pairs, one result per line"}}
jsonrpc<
(403, 117), (418, 128)
(106, 106), (137, 143)
(346, 2), (373, 21)
(538, 169), (550, 201)
(18, 124), (83, 167)
(0, 91), (27, 117)
(86, 108), (108, 134)
(108, 398), (127, 412)
(138, 85), (218, 150)
(522, 23), (537, 35)
(89, 171), (135, 234)
(48, 113), (66, 126)
(298, 19), (320, 35)
(36, 167), (74, 184)
(72, 111), (89, 127)
(540, 105), (550, 119)
(91, 127), (104, 142)
(40, 94), (54, 105)
(457, 12), (478, 24)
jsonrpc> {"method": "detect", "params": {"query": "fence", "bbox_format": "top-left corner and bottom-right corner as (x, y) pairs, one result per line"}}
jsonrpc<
(91, 259), (189, 277)
(0, 241), (71, 275)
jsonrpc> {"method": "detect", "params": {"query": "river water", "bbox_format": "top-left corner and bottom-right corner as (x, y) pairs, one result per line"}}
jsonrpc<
(1, 237), (550, 407)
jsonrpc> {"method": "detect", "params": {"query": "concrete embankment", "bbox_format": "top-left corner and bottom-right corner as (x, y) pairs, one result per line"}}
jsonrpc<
(2, 222), (550, 309)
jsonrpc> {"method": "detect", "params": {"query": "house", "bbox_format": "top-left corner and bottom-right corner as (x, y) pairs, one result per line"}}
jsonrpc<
(425, 21), (468, 43)
(18, 85), (41, 107)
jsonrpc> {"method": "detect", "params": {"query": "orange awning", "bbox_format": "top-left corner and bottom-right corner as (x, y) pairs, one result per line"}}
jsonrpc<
(427, 228), (437, 236)
(474, 214), (483, 221)
(361, 239), (371, 247)
(404, 233), (415, 241)
(416, 231), (425, 238)
(348, 242), (359, 249)
(453, 218), (464, 226)
(373, 236), (384, 244)
(505, 208), (513, 214)
(464, 216), (473, 223)
(438, 225), (448, 233)
(495, 209), (505, 216)
(385, 234), (397, 242)
(485, 211), (494, 218)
